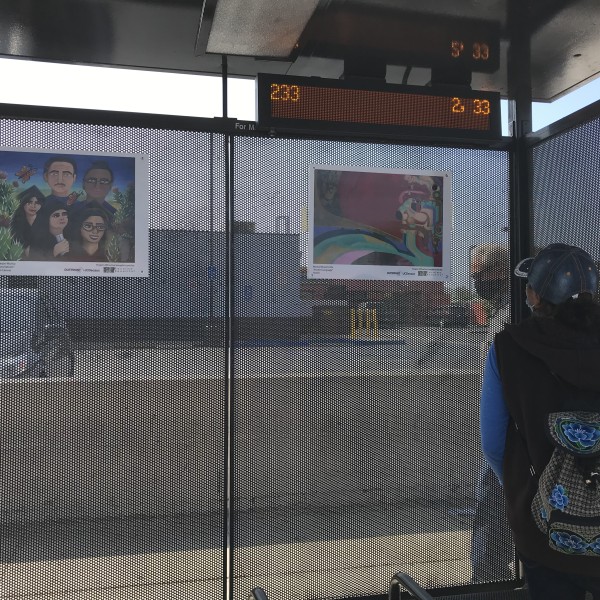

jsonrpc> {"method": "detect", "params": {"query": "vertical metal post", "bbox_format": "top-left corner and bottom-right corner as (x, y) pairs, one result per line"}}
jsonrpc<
(221, 52), (235, 600)
(507, 0), (533, 326)
(507, 3), (533, 579)
(222, 54), (228, 119)
(209, 134), (215, 320)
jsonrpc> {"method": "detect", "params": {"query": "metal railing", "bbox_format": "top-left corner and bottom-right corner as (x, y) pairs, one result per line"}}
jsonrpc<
(389, 572), (434, 600)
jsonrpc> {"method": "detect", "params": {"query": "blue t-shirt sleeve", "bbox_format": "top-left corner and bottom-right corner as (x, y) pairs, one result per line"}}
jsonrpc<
(480, 341), (510, 485)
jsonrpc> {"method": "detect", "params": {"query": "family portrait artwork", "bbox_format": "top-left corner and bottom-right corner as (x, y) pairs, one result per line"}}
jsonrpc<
(0, 148), (148, 277)
(308, 166), (451, 281)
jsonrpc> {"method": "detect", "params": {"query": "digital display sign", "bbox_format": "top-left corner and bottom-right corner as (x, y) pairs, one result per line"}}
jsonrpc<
(295, 8), (500, 75)
(257, 75), (502, 141)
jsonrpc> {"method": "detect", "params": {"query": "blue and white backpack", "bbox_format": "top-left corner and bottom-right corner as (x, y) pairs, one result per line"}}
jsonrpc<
(531, 411), (600, 556)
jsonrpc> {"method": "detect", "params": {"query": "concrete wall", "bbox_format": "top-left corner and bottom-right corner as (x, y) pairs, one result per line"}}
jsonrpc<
(233, 373), (482, 510)
(0, 378), (225, 523)
(0, 373), (481, 524)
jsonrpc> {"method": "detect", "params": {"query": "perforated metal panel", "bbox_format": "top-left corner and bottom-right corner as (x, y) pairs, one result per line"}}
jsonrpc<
(0, 118), (227, 599)
(532, 117), (600, 254)
(231, 137), (511, 599)
(0, 112), (515, 599)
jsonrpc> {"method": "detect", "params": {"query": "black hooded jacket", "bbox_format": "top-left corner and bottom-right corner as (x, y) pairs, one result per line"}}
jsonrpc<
(495, 316), (600, 575)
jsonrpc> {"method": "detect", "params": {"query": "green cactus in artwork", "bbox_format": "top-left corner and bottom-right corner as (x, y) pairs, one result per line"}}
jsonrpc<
(104, 233), (121, 262)
(0, 227), (24, 261)
(112, 183), (135, 225)
(109, 183), (136, 262)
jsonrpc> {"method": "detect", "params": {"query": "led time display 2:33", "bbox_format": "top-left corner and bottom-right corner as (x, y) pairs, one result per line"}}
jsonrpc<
(257, 75), (502, 139)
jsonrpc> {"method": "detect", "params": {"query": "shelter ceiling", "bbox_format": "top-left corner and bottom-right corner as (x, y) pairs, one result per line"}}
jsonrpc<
(0, 0), (598, 101)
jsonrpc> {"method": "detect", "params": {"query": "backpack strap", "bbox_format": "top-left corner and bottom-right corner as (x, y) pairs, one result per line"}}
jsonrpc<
(512, 418), (538, 480)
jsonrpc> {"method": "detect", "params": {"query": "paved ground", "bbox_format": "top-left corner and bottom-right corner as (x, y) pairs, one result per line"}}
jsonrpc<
(71, 326), (487, 380)
(0, 501), (480, 600)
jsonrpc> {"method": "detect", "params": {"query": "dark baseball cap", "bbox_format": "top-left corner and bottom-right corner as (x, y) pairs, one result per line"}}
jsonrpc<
(514, 243), (598, 305)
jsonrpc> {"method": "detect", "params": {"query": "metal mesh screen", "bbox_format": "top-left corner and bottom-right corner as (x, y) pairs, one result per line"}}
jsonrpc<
(0, 113), (514, 599)
(0, 119), (226, 598)
(231, 137), (511, 599)
(531, 117), (600, 253)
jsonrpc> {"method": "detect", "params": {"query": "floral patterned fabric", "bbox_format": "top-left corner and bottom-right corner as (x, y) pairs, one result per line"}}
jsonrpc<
(531, 412), (600, 557)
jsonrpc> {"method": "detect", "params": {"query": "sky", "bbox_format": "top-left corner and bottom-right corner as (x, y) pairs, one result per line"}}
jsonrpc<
(0, 58), (254, 120)
(0, 57), (599, 132)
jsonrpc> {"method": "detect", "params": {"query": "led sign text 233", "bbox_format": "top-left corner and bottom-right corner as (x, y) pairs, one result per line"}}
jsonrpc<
(271, 84), (300, 101)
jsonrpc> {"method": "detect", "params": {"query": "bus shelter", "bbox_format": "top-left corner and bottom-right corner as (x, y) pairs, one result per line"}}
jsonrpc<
(0, 1), (599, 599)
